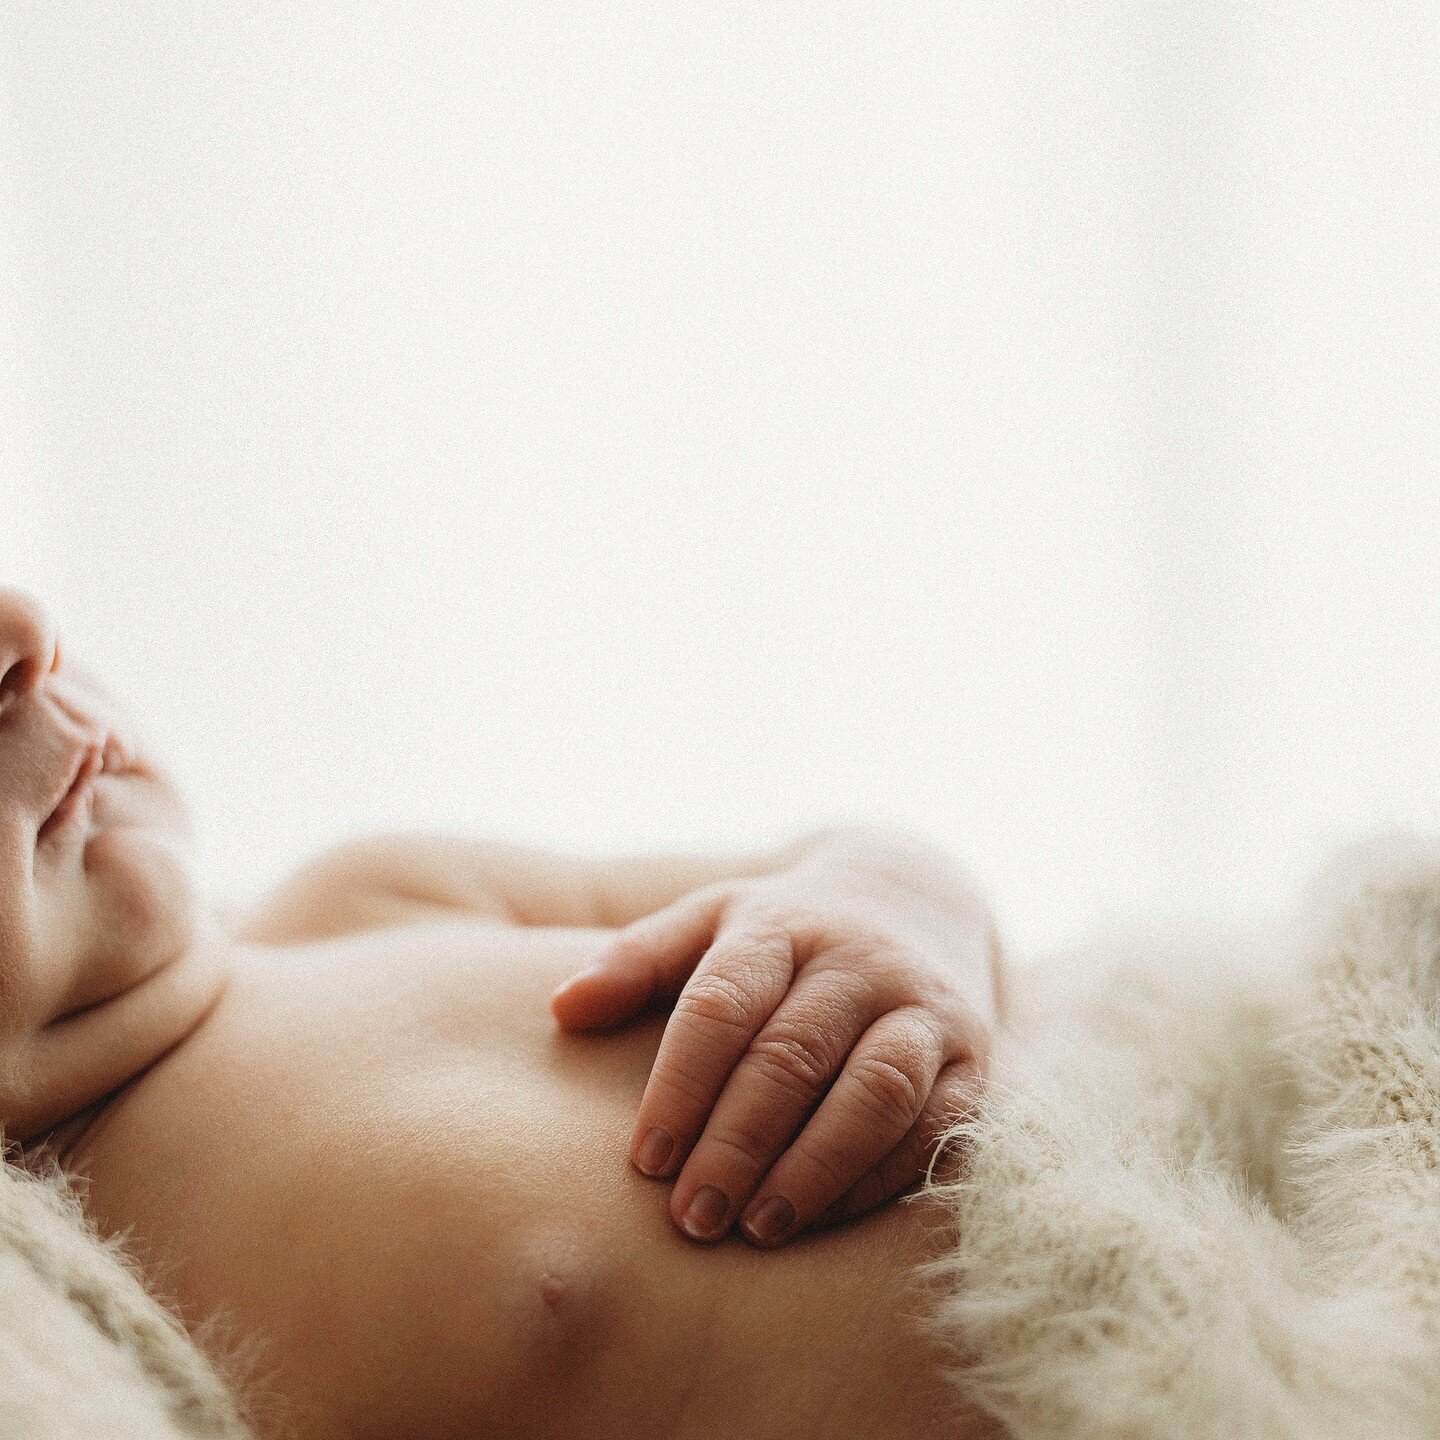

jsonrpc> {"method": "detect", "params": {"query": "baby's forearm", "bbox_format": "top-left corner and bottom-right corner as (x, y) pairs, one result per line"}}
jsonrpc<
(373, 824), (985, 934)
(277, 829), (834, 930)
(562, 827), (846, 928)
(236, 825), (1002, 1006)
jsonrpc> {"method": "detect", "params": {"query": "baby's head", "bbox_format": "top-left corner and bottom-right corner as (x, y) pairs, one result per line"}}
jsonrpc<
(0, 588), (208, 1136)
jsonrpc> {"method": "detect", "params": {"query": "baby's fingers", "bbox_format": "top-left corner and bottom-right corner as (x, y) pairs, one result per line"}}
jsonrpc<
(550, 885), (730, 1032)
(630, 917), (797, 1184)
(736, 1011), (947, 1247)
(663, 974), (871, 1239)
(823, 1060), (983, 1225)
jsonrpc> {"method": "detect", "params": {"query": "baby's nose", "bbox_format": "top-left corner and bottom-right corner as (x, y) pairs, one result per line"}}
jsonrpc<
(0, 588), (60, 709)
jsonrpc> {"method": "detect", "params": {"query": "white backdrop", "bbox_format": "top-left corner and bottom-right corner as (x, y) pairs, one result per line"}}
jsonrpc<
(4, 3), (1440, 953)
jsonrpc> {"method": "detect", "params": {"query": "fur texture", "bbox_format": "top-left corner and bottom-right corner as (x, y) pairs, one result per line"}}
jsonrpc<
(922, 833), (1440, 1439)
(0, 1153), (254, 1439)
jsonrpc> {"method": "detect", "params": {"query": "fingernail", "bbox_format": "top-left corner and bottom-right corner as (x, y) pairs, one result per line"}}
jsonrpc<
(635, 1128), (675, 1177)
(680, 1186), (730, 1240)
(552, 965), (602, 998)
(742, 1195), (796, 1247)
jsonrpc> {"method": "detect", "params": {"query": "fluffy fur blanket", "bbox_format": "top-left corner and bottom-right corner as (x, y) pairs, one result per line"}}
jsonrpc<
(925, 832), (1440, 1439)
(0, 1156), (252, 1439)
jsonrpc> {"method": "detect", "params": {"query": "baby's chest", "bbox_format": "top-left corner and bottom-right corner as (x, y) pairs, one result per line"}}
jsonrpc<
(67, 923), (673, 1437)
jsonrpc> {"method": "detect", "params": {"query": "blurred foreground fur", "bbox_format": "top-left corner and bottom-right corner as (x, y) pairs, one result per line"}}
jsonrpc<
(0, 1152), (254, 1439)
(925, 831), (1440, 1439)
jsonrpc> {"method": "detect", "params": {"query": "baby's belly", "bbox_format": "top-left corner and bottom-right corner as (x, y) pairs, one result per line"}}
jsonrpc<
(66, 920), (959, 1440)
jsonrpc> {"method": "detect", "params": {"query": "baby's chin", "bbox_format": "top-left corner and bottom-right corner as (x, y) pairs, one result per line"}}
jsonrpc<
(84, 822), (204, 969)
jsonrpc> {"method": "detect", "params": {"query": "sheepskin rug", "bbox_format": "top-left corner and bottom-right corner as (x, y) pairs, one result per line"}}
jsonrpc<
(925, 832), (1440, 1440)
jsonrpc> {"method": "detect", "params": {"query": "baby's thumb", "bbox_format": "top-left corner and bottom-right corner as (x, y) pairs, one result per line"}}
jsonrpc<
(549, 951), (653, 1032)
(550, 885), (731, 1033)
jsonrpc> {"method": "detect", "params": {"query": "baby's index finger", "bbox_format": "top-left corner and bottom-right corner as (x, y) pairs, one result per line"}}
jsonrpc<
(629, 925), (796, 1184)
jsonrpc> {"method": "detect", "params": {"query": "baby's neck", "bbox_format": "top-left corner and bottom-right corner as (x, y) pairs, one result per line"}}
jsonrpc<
(16, 917), (238, 1167)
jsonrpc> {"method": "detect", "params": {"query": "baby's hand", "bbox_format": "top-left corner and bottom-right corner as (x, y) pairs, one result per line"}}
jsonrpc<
(551, 828), (1000, 1247)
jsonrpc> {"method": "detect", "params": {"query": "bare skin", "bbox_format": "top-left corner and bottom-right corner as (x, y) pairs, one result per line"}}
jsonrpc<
(0, 590), (1003, 1440)
(64, 907), (991, 1440)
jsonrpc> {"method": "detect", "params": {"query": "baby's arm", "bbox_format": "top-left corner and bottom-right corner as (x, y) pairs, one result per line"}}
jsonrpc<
(553, 826), (1004, 1247)
(235, 829), (835, 942)
(236, 823), (1003, 1249)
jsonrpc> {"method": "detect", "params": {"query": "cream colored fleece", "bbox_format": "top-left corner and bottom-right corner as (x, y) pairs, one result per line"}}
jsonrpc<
(924, 832), (1440, 1440)
(0, 1154), (254, 1440)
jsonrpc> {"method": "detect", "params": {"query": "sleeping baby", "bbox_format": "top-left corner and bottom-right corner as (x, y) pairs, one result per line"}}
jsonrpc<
(0, 587), (1006, 1440)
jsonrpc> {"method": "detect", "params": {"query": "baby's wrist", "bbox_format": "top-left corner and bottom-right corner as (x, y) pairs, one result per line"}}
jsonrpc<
(793, 825), (981, 919)
(793, 825), (1003, 1024)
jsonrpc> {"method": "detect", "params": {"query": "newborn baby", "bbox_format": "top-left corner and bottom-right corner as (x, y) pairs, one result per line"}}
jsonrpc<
(0, 589), (1005, 1440)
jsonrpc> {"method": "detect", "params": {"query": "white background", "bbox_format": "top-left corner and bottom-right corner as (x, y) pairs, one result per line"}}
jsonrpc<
(4, 3), (1439, 953)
